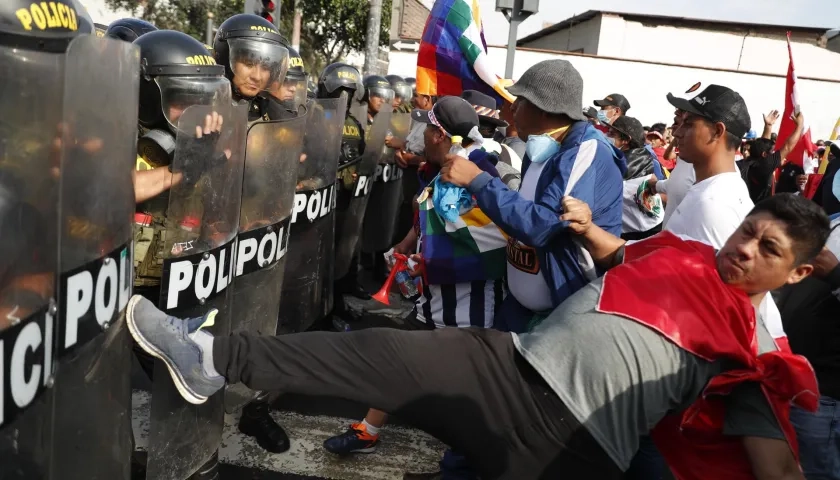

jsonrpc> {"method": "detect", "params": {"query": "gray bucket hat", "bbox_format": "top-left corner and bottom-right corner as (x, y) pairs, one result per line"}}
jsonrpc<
(508, 59), (585, 122)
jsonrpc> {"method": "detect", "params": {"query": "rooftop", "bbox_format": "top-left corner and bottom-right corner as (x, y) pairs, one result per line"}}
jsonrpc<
(517, 9), (832, 46)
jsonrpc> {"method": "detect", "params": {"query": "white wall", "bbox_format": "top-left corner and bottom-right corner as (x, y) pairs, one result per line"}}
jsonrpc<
(388, 47), (840, 140)
(596, 15), (840, 80)
(522, 16), (602, 54)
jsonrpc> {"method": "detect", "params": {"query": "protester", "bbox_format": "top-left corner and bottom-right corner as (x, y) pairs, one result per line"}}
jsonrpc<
(646, 123), (670, 169)
(814, 143), (840, 216)
(323, 98), (508, 473)
(593, 93), (631, 124)
(126, 193), (829, 480)
(494, 98), (527, 166)
(442, 59), (627, 334)
(461, 90), (521, 190)
(737, 109), (805, 200)
(605, 116), (665, 240)
(776, 218), (840, 479)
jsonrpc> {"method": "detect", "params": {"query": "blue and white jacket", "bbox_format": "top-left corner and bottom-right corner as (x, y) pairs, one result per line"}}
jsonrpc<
(467, 121), (627, 331)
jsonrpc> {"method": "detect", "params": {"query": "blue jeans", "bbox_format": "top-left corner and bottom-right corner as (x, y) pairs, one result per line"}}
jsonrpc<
(790, 396), (840, 479)
(440, 449), (479, 480)
(624, 435), (666, 480)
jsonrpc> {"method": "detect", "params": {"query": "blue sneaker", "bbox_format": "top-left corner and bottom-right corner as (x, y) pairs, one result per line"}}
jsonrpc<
(323, 422), (380, 455)
(126, 295), (224, 404)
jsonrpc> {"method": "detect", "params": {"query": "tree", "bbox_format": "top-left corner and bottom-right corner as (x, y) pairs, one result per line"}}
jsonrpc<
(279, 0), (391, 77)
(104, 0), (244, 41)
(103, 0), (391, 76)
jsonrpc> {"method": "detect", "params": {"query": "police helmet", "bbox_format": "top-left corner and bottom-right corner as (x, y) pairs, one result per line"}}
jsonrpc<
(0, 0), (92, 51)
(362, 75), (395, 104)
(404, 77), (416, 91)
(318, 62), (363, 101)
(94, 23), (108, 37)
(105, 18), (157, 42)
(385, 75), (411, 105)
(213, 14), (290, 98)
(277, 45), (307, 110)
(134, 30), (230, 132)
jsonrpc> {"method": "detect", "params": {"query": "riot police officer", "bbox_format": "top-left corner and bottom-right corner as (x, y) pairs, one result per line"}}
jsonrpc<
(104, 17), (157, 42)
(213, 13), (304, 458)
(362, 75), (396, 127)
(386, 74), (413, 113)
(213, 14), (293, 121)
(273, 44), (308, 115)
(131, 29), (247, 480)
(318, 63), (373, 307)
(359, 76), (399, 281)
(1, 1), (139, 478)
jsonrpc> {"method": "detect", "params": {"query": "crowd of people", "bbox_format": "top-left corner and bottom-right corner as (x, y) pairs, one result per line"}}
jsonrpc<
(2, 1), (840, 479)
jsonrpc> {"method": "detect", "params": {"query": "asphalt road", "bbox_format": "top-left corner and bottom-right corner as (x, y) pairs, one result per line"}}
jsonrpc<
(132, 273), (445, 480)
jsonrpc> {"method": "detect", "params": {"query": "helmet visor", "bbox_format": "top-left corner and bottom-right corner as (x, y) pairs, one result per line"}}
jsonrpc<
(228, 38), (289, 94)
(368, 86), (395, 103)
(156, 76), (232, 129)
(273, 75), (308, 111)
(393, 84), (412, 103)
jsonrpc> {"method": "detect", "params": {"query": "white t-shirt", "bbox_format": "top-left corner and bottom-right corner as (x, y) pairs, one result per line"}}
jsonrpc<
(664, 171), (753, 249)
(662, 170), (786, 341)
(656, 157), (696, 225)
(507, 160), (554, 312)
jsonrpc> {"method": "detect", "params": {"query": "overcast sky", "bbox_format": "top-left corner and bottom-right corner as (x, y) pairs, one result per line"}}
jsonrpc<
(477, 0), (840, 45)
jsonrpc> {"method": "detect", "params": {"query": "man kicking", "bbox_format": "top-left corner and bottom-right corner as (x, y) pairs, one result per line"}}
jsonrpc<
(126, 193), (827, 480)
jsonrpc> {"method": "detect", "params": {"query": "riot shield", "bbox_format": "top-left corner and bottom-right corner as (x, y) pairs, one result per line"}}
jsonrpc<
(0, 40), (62, 480)
(51, 35), (139, 480)
(146, 103), (248, 480)
(225, 116), (306, 412)
(334, 106), (393, 279)
(361, 111), (411, 254)
(277, 97), (344, 333)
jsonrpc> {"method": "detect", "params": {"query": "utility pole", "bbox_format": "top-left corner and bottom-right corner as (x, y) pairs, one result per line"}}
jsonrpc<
(291, 0), (302, 51)
(205, 12), (214, 46)
(363, 0), (383, 76)
(496, 0), (539, 78)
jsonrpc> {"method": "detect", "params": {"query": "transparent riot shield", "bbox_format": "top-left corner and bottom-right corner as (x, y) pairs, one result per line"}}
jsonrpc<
(0, 42), (61, 480)
(361, 110), (411, 254)
(334, 106), (392, 279)
(146, 103), (248, 480)
(277, 97), (344, 333)
(50, 35), (139, 480)
(225, 115), (306, 412)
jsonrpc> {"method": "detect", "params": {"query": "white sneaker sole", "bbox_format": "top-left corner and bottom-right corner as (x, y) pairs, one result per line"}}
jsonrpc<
(126, 294), (208, 405)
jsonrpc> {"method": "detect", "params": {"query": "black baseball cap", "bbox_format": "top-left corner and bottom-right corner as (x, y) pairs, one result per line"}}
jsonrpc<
(609, 116), (645, 148)
(583, 106), (598, 119)
(594, 93), (631, 113)
(461, 90), (508, 128)
(666, 85), (751, 139)
(412, 96), (479, 138)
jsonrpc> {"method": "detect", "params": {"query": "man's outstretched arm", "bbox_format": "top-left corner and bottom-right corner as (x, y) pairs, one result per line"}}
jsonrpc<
(560, 196), (625, 269)
(742, 437), (804, 480)
(725, 382), (804, 480)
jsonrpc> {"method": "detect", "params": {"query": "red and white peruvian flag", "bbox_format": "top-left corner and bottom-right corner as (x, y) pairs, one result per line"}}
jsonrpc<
(774, 32), (818, 171)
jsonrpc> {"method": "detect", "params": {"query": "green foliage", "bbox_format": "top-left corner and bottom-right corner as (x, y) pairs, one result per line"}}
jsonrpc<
(280, 0), (391, 77)
(103, 0), (392, 76)
(103, 0), (246, 41)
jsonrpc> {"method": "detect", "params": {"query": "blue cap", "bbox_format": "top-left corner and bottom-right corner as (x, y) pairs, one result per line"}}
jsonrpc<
(744, 130), (757, 140)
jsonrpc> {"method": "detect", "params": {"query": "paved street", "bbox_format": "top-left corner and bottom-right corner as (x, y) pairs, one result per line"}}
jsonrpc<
(132, 276), (446, 479)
